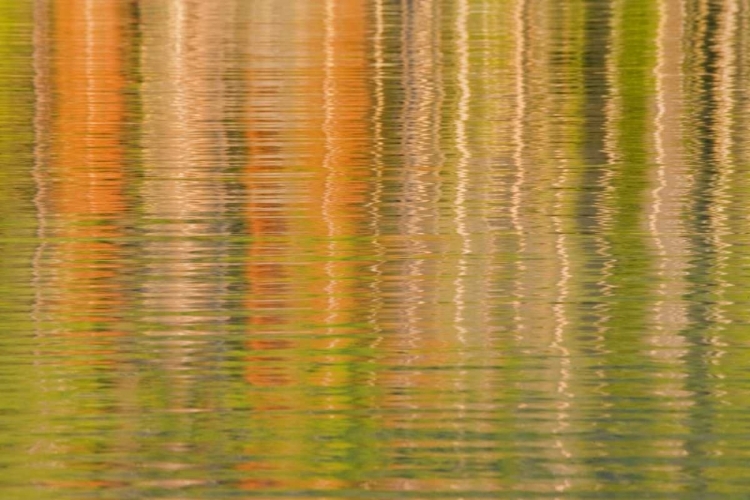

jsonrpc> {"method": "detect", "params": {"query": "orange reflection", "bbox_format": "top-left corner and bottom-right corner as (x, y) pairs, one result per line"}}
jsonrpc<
(243, 0), (371, 393)
(38, 0), (126, 350)
(243, 0), (326, 394)
(241, 0), (372, 491)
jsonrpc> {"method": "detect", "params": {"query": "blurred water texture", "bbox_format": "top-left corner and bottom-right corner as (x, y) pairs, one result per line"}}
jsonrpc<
(0, 0), (749, 498)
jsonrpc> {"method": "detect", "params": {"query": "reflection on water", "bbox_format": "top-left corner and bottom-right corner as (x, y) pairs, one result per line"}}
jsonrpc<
(1, 0), (750, 497)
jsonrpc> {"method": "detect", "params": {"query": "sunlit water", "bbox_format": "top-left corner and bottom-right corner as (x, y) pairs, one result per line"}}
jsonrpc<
(1, 0), (750, 498)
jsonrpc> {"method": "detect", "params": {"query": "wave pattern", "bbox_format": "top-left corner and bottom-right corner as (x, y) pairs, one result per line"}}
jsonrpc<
(0, 0), (748, 497)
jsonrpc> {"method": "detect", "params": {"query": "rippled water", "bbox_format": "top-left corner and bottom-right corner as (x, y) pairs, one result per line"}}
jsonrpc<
(2, 0), (750, 498)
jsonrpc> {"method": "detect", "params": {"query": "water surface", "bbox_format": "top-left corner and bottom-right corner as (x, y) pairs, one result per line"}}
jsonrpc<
(1, 0), (750, 498)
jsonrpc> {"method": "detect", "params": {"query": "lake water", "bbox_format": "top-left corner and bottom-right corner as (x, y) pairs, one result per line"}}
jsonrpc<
(1, 0), (750, 498)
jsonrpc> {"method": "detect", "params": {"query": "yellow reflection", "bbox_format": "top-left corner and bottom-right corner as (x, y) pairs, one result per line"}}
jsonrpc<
(453, 0), (472, 346)
(510, 0), (527, 341)
(649, 0), (690, 355)
(646, 0), (693, 473)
